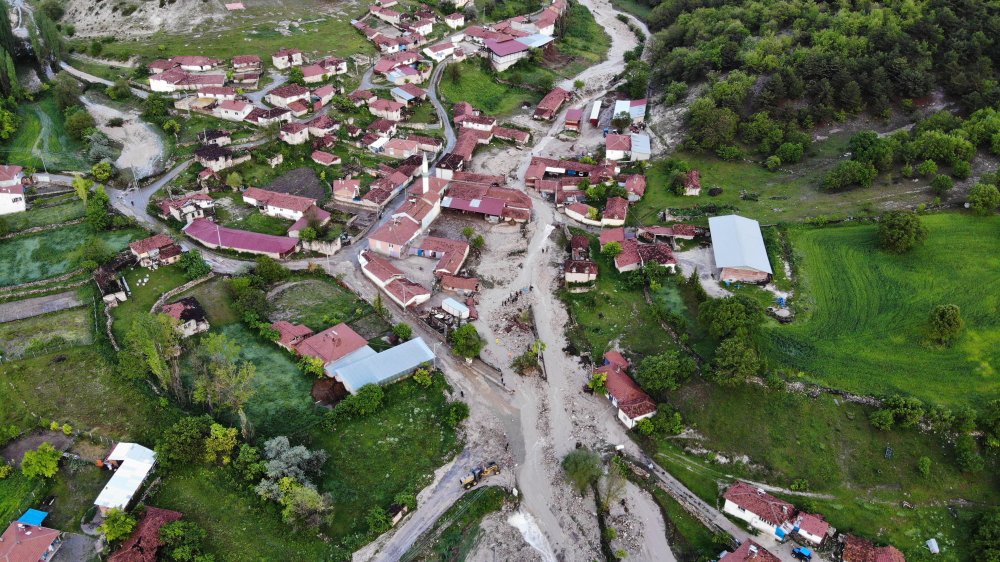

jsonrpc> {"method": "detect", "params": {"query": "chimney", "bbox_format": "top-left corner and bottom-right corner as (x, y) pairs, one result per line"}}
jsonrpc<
(421, 152), (428, 176)
(422, 174), (429, 194)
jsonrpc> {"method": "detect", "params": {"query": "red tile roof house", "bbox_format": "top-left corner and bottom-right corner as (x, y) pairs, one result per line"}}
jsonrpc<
(564, 259), (597, 287)
(444, 12), (465, 28)
(161, 296), (211, 338)
(613, 240), (677, 273)
(622, 174), (646, 201)
(233, 54), (262, 71)
(605, 134), (632, 161)
(287, 205), (332, 239)
(793, 512), (831, 545)
(423, 41), (456, 62)
(294, 323), (370, 366)
(267, 84), (311, 109)
(129, 234), (183, 267)
(564, 202), (601, 226)
(570, 234), (590, 260)
(349, 89), (378, 107)
(213, 99), (254, 121)
(242, 187), (319, 221)
(158, 193), (215, 224)
(601, 196), (629, 226)
(564, 107), (584, 131)
(149, 68), (226, 93)
(596, 351), (656, 428)
(493, 126), (531, 145)
(370, 5), (402, 25)
(0, 183), (26, 215)
(384, 138), (421, 159)
(724, 539), (781, 562)
(286, 100), (310, 118)
(409, 236), (469, 276)
(369, 99), (405, 121)
(279, 122), (310, 145)
(440, 274), (479, 295)
(332, 178), (362, 203)
(195, 145), (250, 172)
(368, 215), (422, 258)
(313, 84), (338, 109)
(0, 519), (63, 562)
(598, 226), (625, 249)
(358, 250), (432, 308)
(272, 48), (304, 69)
(307, 114), (340, 137)
(841, 535), (906, 562)
(197, 86), (237, 100)
(684, 169), (702, 196)
(183, 218), (299, 259)
(485, 38), (532, 71)
(311, 150), (341, 167)
(108, 507), (183, 562)
(722, 481), (797, 540)
(271, 320), (314, 351)
(533, 87), (571, 120)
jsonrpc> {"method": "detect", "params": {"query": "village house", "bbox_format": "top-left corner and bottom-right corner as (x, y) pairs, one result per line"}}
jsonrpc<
(605, 134), (631, 161)
(724, 540), (781, 562)
(564, 259), (598, 287)
(564, 202), (599, 226)
(0, 515), (63, 562)
(390, 83), (428, 105)
(408, 17), (434, 36)
(794, 512), (831, 546)
(95, 442), (157, 515)
(444, 12), (465, 28)
(0, 177), (25, 216)
(370, 5), (402, 25)
(272, 48), (304, 69)
(242, 187), (320, 221)
(194, 145), (249, 172)
(602, 196), (629, 226)
(722, 481), (795, 539)
(197, 86), (237, 100)
(596, 352), (657, 428)
(386, 64), (430, 85)
(279, 122), (310, 145)
(129, 234), (183, 267)
(302, 63), (332, 84)
(184, 218), (299, 259)
(148, 69), (226, 93)
(158, 193), (215, 224)
(564, 107), (583, 132)
(613, 240), (677, 273)
(246, 107), (293, 127)
(841, 535), (906, 562)
(332, 178), (362, 203)
(307, 114), (339, 137)
(485, 39), (531, 71)
(408, 134), (444, 154)
(294, 322), (370, 366)
(534, 87), (571, 120)
(524, 156), (619, 188)
(683, 169), (701, 196)
(197, 129), (232, 146)
(271, 320), (314, 351)
(359, 249), (432, 308)
(108, 507), (184, 562)
(349, 89), (378, 107)
(622, 174), (646, 201)
(267, 84), (311, 108)
(161, 297), (211, 337)
(312, 150), (341, 167)
(233, 54), (262, 71)
(213, 99), (254, 121)
(369, 118), (399, 137)
(368, 215), (422, 258)
(410, 236), (468, 275)
(423, 41), (456, 62)
(708, 214), (772, 283)
(441, 179), (533, 223)
(440, 274), (479, 295)
(370, 98), (405, 121)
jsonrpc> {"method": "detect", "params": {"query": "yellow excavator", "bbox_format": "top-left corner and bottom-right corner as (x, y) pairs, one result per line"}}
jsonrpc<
(459, 461), (500, 489)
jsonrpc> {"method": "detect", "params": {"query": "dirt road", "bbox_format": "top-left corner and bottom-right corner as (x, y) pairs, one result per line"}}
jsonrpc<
(0, 291), (84, 323)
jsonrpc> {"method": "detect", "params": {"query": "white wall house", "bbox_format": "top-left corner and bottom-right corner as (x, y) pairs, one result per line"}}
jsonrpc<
(0, 185), (26, 215)
(721, 482), (795, 540)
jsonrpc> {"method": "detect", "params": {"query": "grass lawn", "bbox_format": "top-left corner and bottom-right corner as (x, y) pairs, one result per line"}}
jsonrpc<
(0, 96), (89, 172)
(0, 346), (181, 442)
(270, 278), (375, 331)
(0, 307), (94, 358)
(554, 1), (611, 76)
(610, 0), (652, 20)
(93, 5), (373, 63)
(402, 486), (510, 561)
(176, 278), (238, 327)
(307, 377), (462, 538)
(177, 114), (257, 145)
(560, 232), (679, 360)
(0, 225), (143, 287)
(0, 471), (45, 529)
(64, 56), (122, 82)
(110, 263), (189, 341)
(630, 137), (941, 226)
(45, 462), (112, 532)
(658, 382), (999, 560)
(223, 211), (293, 236)
(407, 101), (439, 124)
(4, 200), (86, 232)
(439, 61), (540, 117)
(760, 214), (1000, 407)
(215, 324), (317, 438)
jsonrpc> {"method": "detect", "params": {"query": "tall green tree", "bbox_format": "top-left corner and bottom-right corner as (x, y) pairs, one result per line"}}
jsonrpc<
(123, 313), (182, 397)
(191, 332), (256, 414)
(877, 210), (928, 254)
(0, 1), (15, 56)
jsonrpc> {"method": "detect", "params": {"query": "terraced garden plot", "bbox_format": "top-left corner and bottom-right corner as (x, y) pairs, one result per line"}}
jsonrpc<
(0, 225), (142, 287)
(760, 214), (1000, 407)
(0, 307), (93, 358)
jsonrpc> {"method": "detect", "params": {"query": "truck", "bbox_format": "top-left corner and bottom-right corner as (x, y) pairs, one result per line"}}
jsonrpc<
(459, 461), (500, 489)
(791, 546), (813, 560)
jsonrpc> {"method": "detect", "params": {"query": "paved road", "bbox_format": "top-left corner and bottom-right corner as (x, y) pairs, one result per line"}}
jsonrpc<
(244, 70), (288, 105)
(0, 291), (83, 323)
(426, 59), (457, 155)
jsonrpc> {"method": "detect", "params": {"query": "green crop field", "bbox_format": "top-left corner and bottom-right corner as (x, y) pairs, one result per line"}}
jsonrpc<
(0, 96), (89, 172)
(3, 200), (86, 232)
(0, 471), (44, 530)
(629, 138), (942, 226)
(760, 214), (1000, 407)
(270, 278), (375, 331)
(439, 61), (541, 117)
(0, 307), (94, 358)
(0, 225), (143, 287)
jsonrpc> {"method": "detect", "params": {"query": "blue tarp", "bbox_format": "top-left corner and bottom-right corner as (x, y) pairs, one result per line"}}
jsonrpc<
(18, 509), (48, 526)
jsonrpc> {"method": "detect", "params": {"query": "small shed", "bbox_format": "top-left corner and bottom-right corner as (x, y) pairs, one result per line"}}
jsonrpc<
(442, 297), (470, 319)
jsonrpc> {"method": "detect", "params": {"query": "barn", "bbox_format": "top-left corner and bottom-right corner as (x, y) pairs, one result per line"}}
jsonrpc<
(708, 214), (772, 283)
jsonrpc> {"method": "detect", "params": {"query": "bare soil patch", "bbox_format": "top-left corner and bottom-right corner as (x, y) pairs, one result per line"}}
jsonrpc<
(1, 430), (74, 467)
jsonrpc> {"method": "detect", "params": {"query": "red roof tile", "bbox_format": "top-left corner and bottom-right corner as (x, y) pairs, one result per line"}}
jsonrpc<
(369, 216), (420, 246)
(183, 218), (298, 256)
(0, 522), (61, 562)
(603, 197), (629, 220)
(361, 250), (403, 283)
(441, 274), (479, 291)
(294, 323), (368, 364)
(843, 535), (906, 562)
(723, 482), (795, 526)
(385, 277), (430, 306)
(603, 365), (656, 418)
(599, 227), (625, 247)
(243, 187), (316, 213)
(726, 539), (780, 562)
(271, 321), (314, 348)
(129, 233), (176, 255)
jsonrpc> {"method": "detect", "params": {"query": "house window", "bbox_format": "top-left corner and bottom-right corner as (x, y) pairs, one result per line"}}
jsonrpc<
(12, 197), (22, 203)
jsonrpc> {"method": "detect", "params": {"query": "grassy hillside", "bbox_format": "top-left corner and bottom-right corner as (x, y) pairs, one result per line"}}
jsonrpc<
(761, 214), (1000, 407)
(0, 96), (89, 172)
(0, 224), (143, 287)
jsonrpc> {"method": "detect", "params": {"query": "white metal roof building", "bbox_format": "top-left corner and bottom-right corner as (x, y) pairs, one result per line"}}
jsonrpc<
(94, 443), (156, 514)
(329, 337), (436, 394)
(708, 215), (772, 281)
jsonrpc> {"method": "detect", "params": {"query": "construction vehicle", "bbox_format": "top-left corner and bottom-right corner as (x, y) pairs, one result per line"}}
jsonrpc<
(459, 461), (500, 489)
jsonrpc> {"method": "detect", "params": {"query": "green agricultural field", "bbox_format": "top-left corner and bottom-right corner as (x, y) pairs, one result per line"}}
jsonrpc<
(403, 486), (510, 561)
(439, 61), (541, 116)
(214, 324), (317, 437)
(2, 200), (86, 232)
(270, 278), (375, 331)
(93, 4), (373, 63)
(0, 346), (181, 441)
(0, 307), (94, 358)
(110, 263), (189, 340)
(659, 382), (998, 560)
(0, 96), (89, 171)
(630, 138), (941, 226)
(0, 471), (44, 529)
(760, 214), (1000, 407)
(561, 233), (679, 359)
(0, 225), (143, 287)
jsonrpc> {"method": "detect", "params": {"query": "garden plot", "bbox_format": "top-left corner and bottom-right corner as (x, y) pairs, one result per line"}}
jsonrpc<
(0, 307), (93, 359)
(269, 278), (375, 332)
(760, 214), (1000, 407)
(0, 224), (142, 287)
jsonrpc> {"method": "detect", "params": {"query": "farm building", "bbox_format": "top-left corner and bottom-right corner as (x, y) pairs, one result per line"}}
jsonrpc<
(129, 234), (182, 267)
(272, 320), (314, 351)
(326, 337), (436, 393)
(723, 540), (780, 562)
(533, 87), (571, 120)
(0, 516), (63, 562)
(95, 442), (157, 515)
(161, 297), (211, 338)
(722, 481), (795, 539)
(708, 214), (773, 282)
(794, 512), (831, 545)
